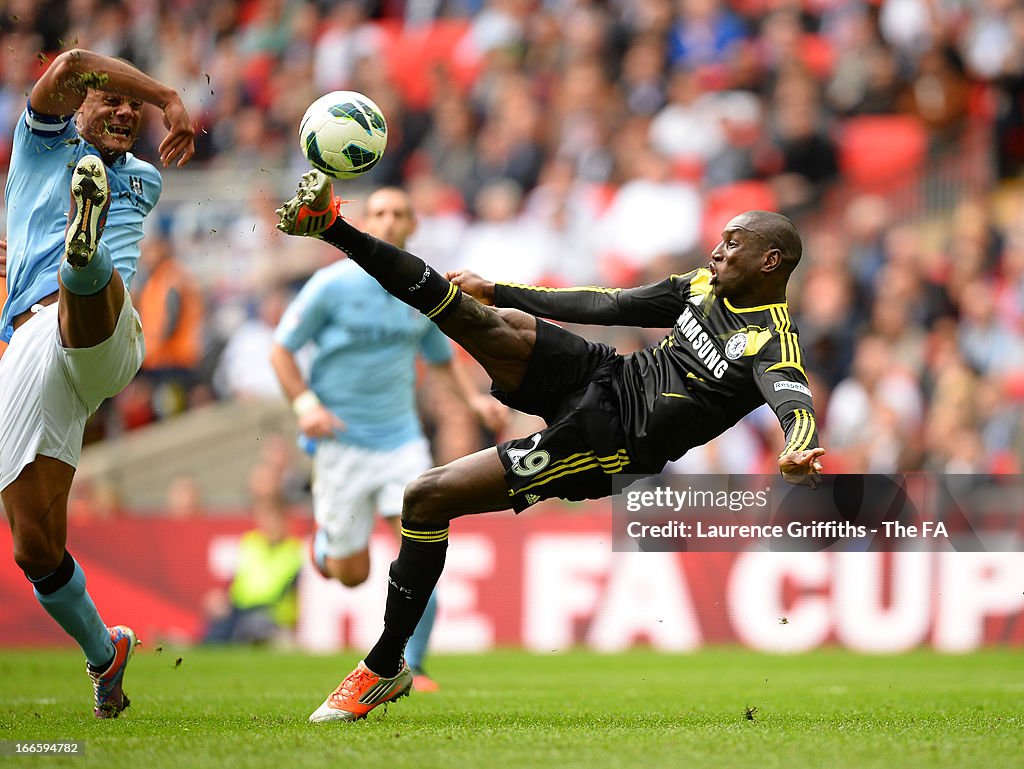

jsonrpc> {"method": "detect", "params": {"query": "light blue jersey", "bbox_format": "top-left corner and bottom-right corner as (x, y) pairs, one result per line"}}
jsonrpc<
(1, 101), (162, 341)
(275, 258), (453, 451)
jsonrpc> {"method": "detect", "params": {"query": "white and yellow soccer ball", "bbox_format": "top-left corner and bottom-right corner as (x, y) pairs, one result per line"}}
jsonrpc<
(298, 91), (388, 179)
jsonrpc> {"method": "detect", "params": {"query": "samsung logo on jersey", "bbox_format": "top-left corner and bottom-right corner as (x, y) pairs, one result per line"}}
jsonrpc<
(774, 380), (812, 397)
(676, 307), (729, 379)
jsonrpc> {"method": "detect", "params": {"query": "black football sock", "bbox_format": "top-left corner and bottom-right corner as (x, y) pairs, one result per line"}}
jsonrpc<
(320, 218), (462, 322)
(87, 653), (116, 675)
(364, 520), (449, 678)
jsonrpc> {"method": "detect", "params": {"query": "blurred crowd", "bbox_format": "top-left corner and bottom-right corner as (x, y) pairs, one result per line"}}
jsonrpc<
(2, 0), (1024, 504)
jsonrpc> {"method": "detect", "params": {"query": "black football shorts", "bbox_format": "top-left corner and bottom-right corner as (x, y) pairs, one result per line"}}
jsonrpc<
(492, 320), (633, 512)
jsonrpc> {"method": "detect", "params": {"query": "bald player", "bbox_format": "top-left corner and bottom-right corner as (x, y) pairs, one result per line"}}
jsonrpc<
(277, 170), (824, 722)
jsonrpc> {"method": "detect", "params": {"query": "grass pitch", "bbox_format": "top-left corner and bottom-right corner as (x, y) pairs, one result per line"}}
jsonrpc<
(1, 647), (1021, 769)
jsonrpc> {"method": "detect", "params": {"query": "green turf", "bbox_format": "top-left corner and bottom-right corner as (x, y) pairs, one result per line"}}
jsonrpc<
(1, 647), (1022, 769)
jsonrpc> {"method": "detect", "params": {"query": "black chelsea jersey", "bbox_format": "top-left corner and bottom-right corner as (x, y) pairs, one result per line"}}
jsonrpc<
(494, 268), (819, 471)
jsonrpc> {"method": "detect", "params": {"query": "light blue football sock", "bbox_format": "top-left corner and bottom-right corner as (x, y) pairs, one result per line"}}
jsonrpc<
(404, 588), (438, 672)
(32, 557), (115, 667)
(59, 241), (112, 296)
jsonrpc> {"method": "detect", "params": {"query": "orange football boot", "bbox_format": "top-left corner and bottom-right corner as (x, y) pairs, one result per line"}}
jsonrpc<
(308, 660), (412, 723)
(275, 170), (340, 238)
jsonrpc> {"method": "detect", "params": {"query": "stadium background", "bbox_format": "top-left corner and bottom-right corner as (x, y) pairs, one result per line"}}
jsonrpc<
(1, 0), (1023, 652)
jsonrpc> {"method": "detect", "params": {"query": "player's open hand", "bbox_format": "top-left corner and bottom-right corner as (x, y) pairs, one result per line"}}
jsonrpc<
(299, 404), (346, 440)
(0, 239), (6, 279)
(158, 95), (196, 168)
(447, 270), (495, 305)
(779, 447), (825, 488)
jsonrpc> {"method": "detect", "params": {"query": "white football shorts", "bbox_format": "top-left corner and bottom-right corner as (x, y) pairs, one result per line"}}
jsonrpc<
(0, 294), (144, 492)
(312, 437), (432, 559)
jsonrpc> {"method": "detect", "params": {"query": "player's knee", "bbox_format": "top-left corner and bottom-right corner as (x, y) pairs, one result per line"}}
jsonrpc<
(336, 568), (369, 588)
(402, 468), (452, 527)
(335, 573), (368, 589)
(13, 536), (64, 579)
(326, 553), (370, 587)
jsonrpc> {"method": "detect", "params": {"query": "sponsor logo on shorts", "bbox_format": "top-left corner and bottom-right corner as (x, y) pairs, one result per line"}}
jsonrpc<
(774, 380), (812, 397)
(507, 433), (551, 477)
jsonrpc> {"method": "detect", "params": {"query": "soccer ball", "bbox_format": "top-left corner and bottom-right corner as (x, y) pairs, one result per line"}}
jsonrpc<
(298, 91), (388, 179)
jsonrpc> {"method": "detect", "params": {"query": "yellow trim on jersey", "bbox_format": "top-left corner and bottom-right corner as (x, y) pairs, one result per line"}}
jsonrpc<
(766, 361), (807, 376)
(743, 327), (774, 356)
(724, 297), (789, 313)
(661, 392), (690, 399)
(426, 284), (460, 319)
(497, 283), (621, 295)
(771, 306), (790, 362)
(780, 410), (805, 454)
(781, 409), (816, 455)
(795, 411), (815, 452)
(767, 306), (807, 376)
(401, 526), (450, 543)
(687, 270), (714, 303)
(512, 449), (630, 496)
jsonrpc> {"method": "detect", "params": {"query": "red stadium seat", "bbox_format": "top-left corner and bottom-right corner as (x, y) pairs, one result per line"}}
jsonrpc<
(377, 20), (476, 109)
(838, 115), (928, 192)
(799, 33), (835, 80)
(672, 156), (706, 183)
(702, 181), (778, 250)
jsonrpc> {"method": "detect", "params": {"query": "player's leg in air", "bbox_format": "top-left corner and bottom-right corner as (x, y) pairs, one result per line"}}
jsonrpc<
(1, 156), (138, 718)
(278, 172), (545, 721)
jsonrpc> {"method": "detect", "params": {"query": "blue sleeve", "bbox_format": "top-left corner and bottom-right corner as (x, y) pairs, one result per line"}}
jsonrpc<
(419, 321), (453, 364)
(274, 275), (330, 351)
(18, 101), (74, 140)
(139, 162), (163, 213)
(14, 102), (76, 156)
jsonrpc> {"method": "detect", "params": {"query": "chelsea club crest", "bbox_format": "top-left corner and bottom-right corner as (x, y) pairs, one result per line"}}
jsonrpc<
(725, 332), (747, 360)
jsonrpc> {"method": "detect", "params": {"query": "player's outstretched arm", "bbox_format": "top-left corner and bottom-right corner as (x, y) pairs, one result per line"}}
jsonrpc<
(31, 48), (195, 167)
(779, 447), (825, 488)
(450, 270), (686, 328)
